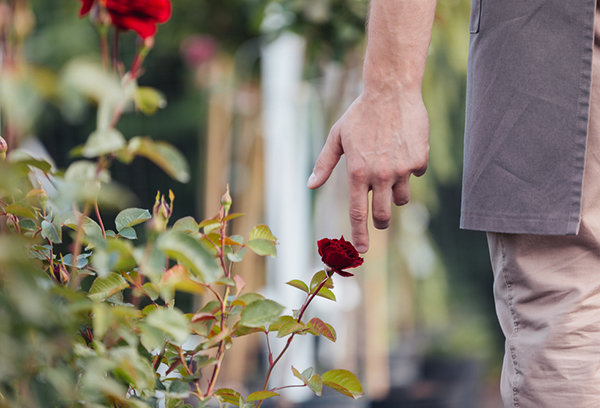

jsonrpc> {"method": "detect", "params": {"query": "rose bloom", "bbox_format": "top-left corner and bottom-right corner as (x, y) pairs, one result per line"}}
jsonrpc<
(79, 0), (172, 39)
(317, 236), (364, 277)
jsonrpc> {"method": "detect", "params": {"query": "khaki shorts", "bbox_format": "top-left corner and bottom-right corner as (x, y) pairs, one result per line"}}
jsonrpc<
(487, 9), (600, 408)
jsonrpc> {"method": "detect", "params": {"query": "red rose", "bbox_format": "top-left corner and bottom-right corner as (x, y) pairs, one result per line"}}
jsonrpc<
(78, 0), (94, 17)
(317, 236), (364, 277)
(79, 0), (172, 39)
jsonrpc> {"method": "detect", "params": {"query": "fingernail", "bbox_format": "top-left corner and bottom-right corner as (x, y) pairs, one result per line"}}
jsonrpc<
(356, 245), (367, 253)
(307, 172), (316, 187)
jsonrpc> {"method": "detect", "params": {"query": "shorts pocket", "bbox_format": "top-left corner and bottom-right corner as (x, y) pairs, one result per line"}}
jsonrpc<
(469, 0), (481, 34)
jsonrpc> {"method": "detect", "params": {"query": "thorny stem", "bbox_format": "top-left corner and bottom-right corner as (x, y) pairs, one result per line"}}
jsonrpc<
(297, 277), (329, 323)
(205, 286), (230, 396)
(256, 276), (330, 408)
(178, 348), (204, 398)
(205, 208), (231, 395)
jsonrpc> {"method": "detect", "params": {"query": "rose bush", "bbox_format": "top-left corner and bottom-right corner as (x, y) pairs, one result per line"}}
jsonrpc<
(79, 0), (172, 39)
(317, 236), (364, 277)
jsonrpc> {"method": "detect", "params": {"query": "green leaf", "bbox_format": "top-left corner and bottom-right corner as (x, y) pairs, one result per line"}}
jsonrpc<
(64, 160), (111, 183)
(166, 398), (183, 408)
(172, 216), (198, 233)
(239, 299), (284, 328)
(7, 153), (53, 173)
(134, 86), (166, 115)
(315, 286), (336, 301)
(246, 391), (279, 402)
(307, 374), (323, 396)
(41, 219), (62, 243)
(292, 366), (303, 381)
(249, 224), (277, 242)
(322, 369), (364, 399)
(127, 137), (190, 183)
(286, 279), (309, 293)
(5, 203), (37, 219)
(246, 239), (277, 258)
(158, 231), (222, 284)
(301, 367), (313, 381)
(167, 379), (190, 398)
(62, 253), (91, 268)
(145, 308), (190, 346)
(19, 218), (37, 232)
(277, 321), (307, 338)
(142, 282), (159, 300)
(310, 270), (333, 293)
(118, 226), (137, 240)
(139, 323), (165, 352)
(82, 128), (127, 158)
(236, 292), (265, 306)
(88, 272), (129, 302)
(214, 388), (243, 406)
(268, 315), (295, 331)
(63, 213), (103, 242)
(115, 208), (151, 231)
(216, 277), (236, 286)
(307, 318), (336, 342)
(223, 213), (244, 222)
(227, 247), (246, 262)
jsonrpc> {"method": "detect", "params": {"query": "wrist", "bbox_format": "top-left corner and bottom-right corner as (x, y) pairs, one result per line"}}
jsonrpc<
(361, 78), (423, 102)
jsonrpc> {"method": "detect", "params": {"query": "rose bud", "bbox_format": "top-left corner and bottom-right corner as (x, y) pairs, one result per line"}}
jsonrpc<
(0, 135), (7, 161)
(52, 263), (70, 285)
(317, 236), (364, 277)
(221, 185), (232, 216)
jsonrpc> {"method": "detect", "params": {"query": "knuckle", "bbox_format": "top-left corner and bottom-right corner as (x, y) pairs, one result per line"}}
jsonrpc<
(349, 208), (368, 223)
(375, 168), (393, 184)
(348, 166), (368, 183)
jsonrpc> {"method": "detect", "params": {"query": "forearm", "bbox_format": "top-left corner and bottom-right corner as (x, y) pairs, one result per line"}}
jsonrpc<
(363, 0), (437, 94)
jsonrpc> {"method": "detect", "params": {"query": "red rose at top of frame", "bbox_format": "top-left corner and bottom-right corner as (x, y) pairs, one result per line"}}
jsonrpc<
(79, 0), (172, 39)
(317, 236), (364, 277)
(79, 0), (94, 17)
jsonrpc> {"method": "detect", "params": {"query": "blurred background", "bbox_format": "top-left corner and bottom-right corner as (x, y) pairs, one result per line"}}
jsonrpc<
(7, 0), (501, 406)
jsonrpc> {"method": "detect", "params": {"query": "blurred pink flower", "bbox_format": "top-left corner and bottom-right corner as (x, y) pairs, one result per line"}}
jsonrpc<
(180, 35), (218, 67)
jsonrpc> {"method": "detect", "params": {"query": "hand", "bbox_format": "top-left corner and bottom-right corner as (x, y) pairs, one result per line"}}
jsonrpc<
(307, 88), (430, 253)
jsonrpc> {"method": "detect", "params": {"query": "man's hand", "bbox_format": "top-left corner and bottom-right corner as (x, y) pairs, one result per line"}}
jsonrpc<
(307, 88), (429, 253)
(306, 0), (437, 253)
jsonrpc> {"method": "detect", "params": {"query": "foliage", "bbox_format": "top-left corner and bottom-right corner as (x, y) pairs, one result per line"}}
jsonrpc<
(0, 1), (363, 407)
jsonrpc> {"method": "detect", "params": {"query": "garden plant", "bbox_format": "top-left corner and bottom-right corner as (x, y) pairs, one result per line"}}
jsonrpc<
(0, 1), (364, 407)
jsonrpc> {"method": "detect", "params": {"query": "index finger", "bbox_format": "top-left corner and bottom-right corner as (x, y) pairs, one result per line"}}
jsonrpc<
(348, 181), (370, 253)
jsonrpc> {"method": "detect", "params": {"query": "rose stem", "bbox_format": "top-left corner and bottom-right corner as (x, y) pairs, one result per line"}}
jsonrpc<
(256, 276), (330, 407)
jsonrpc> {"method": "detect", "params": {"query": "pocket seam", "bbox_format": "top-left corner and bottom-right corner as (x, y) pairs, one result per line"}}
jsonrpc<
(469, 0), (482, 34)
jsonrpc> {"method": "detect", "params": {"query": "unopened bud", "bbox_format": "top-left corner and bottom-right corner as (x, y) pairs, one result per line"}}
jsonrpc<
(39, 190), (49, 210)
(151, 190), (174, 232)
(52, 263), (70, 285)
(0, 136), (7, 161)
(221, 185), (232, 216)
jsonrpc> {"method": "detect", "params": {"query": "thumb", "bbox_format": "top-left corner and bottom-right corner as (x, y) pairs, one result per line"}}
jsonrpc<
(308, 126), (343, 189)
